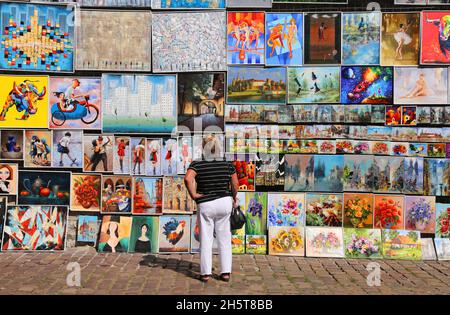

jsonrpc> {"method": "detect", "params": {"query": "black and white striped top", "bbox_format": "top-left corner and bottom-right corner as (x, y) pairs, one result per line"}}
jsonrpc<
(188, 159), (236, 204)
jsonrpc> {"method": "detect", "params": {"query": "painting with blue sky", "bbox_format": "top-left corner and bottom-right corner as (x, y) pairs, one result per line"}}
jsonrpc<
(314, 155), (343, 192)
(154, 0), (225, 8)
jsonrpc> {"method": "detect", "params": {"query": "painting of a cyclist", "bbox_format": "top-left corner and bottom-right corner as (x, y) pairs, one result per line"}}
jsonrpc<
(54, 79), (82, 112)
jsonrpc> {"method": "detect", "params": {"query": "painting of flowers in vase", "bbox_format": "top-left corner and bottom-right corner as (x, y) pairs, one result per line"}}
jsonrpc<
(305, 193), (343, 227)
(343, 193), (373, 228)
(267, 193), (305, 227)
(435, 203), (450, 238)
(374, 195), (404, 230)
(404, 196), (435, 233)
(245, 192), (267, 235)
(269, 226), (305, 256)
(305, 227), (344, 258)
(344, 228), (382, 259)
(382, 229), (422, 260)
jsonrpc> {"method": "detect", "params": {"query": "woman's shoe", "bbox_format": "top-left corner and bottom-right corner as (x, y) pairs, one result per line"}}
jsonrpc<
(219, 273), (231, 282)
(199, 274), (211, 283)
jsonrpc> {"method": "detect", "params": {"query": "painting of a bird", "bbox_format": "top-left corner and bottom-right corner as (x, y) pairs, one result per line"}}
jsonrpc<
(162, 218), (186, 245)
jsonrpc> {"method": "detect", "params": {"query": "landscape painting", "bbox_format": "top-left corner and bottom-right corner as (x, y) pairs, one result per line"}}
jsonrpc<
(381, 229), (422, 260)
(284, 154), (314, 192)
(313, 155), (343, 192)
(132, 177), (163, 215)
(343, 155), (374, 192)
(163, 176), (195, 214)
(403, 157), (424, 194)
(152, 0), (225, 8)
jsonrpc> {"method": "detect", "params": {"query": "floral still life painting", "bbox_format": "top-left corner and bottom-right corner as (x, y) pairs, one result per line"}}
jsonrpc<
(267, 193), (305, 227)
(344, 228), (382, 259)
(268, 226), (305, 256)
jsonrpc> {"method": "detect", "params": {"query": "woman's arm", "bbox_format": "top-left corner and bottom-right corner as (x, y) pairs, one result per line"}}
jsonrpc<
(230, 173), (239, 205)
(184, 169), (203, 201)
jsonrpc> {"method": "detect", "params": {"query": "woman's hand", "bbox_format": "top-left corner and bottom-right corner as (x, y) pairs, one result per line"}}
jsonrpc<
(192, 193), (205, 200)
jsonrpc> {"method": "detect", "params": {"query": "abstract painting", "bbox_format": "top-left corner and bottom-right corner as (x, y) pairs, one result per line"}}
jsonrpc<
(381, 12), (420, 66)
(83, 134), (113, 173)
(51, 130), (82, 168)
(403, 157), (424, 194)
(227, 12), (265, 65)
(0, 129), (24, 160)
(343, 228), (382, 259)
(404, 196), (435, 233)
(0, 75), (48, 128)
(48, 77), (101, 129)
(313, 155), (343, 192)
(420, 11), (450, 64)
(381, 229), (422, 260)
(76, 10), (151, 71)
(303, 12), (341, 65)
(342, 12), (381, 65)
(374, 194), (404, 230)
(77, 215), (99, 244)
(163, 176), (195, 214)
(305, 227), (344, 258)
(152, 0), (225, 8)
(343, 155), (374, 192)
(0, 2), (75, 72)
(394, 67), (448, 104)
(267, 193), (305, 227)
(102, 74), (177, 134)
(152, 11), (226, 72)
(246, 235), (267, 254)
(132, 177), (163, 215)
(435, 203), (450, 238)
(113, 136), (130, 174)
(0, 163), (18, 196)
(2, 205), (67, 251)
(424, 158), (449, 196)
(305, 193), (343, 227)
(343, 193), (373, 228)
(284, 154), (314, 192)
(341, 66), (393, 104)
(268, 226), (305, 256)
(158, 215), (191, 253)
(265, 13), (303, 66)
(245, 192), (267, 235)
(129, 216), (159, 253)
(178, 73), (225, 132)
(227, 67), (287, 104)
(288, 67), (340, 103)
(70, 174), (101, 212)
(434, 238), (450, 261)
(24, 130), (52, 168)
(101, 175), (132, 214)
(146, 138), (162, 176)
(98, 215), (132, 253)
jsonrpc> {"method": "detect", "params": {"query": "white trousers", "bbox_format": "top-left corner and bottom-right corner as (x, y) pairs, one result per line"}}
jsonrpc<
(197, 196), (233, 275)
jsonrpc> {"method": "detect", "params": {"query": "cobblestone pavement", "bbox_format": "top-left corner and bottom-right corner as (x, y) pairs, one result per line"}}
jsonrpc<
(0, 247), (449, 295)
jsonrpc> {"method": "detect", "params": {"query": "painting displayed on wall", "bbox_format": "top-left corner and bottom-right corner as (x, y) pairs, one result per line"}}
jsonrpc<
(374, 194), (404, 230)
(226, 154), (256, 191)
(343, 193), (373, 228)
(403, 157), (424, 194)
(227, 12), (265, 65)
(372, 156), (405, 193)
(435, 203), (450, 238)
(102, 175), (132, 213)
(303, 12), (341, 65)
(98, 215), (132, 253)
(227, 0), (272, 7)
(394, 67), (448, 104)
(77, 215), (99, 245)
(102, 74), (177, 134)
(305, 227), (344, 258)
(24, 130), (51, 168)
(162, 138), (178, 176)
(130, 137), (146, 176)
(381, 229), (422, 260)
(177, 137), (192, 175)
(76, 10), (151, 71)
(342, 12), (381, 65)
(268, 226), (305, 256)
(2, 205), (67, 251)
(420, 11), (450, 64)
(0, 2), (75, 72)
(158, 215), (191, 253)
(129, 216), (159, 253)
(18, 170), (70, 206)
(227, 67), (287, 104)
(70, 174), (101, 212)
(404, 196), (435, 233)
(246, 235), (267, 254)
(52, 130), (82, 168)
(287, 67), (340, 103)
(0, 130), (24, 160)
(284, 154), (314, 192)
(265, 13), (303, 66)
(421, 238), (437, 260)
(344, 228), (382, 259)
(49, 77), (101, 129)
(434, 238), (450, 261)
(267, 193), (304, 227)
(381, 12), (420, 66)
(341, 66), (393, 104)
(78, 0), (152, 6)
(152, 11), (226, 72)
(190, 215), (218, 254)
(132, 177), (163, 215)
(163, 176), (195, 214)
(245, 192), (268, 235)
(0, 163), (17, 195)
(0, 75), (48, 129)
(152, 0), (225, 8)
(313, 155), (343, 192)
(178, 73), (225, 132)
(83, 135), (113, 173)
(113, 136), (130, 174)
(424, 158), (449, 196)
(343, 155), (374, 192)
(146, 139), (162, 176)
(305, 193), (342, 227)
(0, 198), (5, 239)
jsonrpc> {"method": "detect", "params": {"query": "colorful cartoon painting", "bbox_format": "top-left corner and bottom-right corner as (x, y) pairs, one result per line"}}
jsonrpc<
(343, 155), (374, 192)
(76, 10), (151, 71)
(342, 12), (381, 65)
(381, 12), (420, 66)
(314, 155), (343, 192)
(267, 193), (305, 227)
(246, 235), (267, 254)
(98, 215), (132, 253)
(52, 130), (82, 168)
(0, 75), (48, 128)
(0, 163), (17, 196)
(0, 2), (75, 72)
(77, 215), (99, 244)
(2, 205), (67, 250)
(101, 176), (132, 214)
(83, 135), (113, 173)
(341, 66), (393, 104)
(102, 75), (177, 134)
(158, 215), (191, 253)
(288, 67), (340, 103)
(132, 177), (163, 215)
(163, 176), (195, 214)
(48, 77), (101, 129)
(227, 67), (287, 105)
(434, 238), (450, 260)
(436, 203), (450, 238)
(394, 67), (448, 104)
(152, 11), (226, 72)
(381, 229), (422, 260)
(0, 129), (23, 160)
(305, 227), (344, 258)
(420, 11), (450, 64)
(70, 174), (101, 212)
(152, 0), (225, 8)
(343, 193), (373, 228)
(146, 139), (162, 176)
(305, 193), (343, 227)
(268, 226), (305, 256)
(265, 13), (303, 66)
(403, 157), (424, 194)
(18, 170), (70, 206)
(24, 130), (51, 168)
(129, 216), (159, 253)
(113, 136), (130, 174)
(304, 12), (341, 64)
(374, 195), (404, 230)
(284, 154), (314, 192)
(344, 228), (382, 259)
(404, 196), (435, 233)
(162, 138), (177, 176)
(421, 238), (437, 260)
(245, 192), (267, 235)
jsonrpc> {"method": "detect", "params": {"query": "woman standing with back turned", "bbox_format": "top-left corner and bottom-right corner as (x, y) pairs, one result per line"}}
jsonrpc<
(184, 135), (239, 283)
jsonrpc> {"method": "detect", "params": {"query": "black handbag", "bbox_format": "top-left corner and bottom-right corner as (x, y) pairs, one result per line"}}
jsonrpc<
(230, 205), (246, 231)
